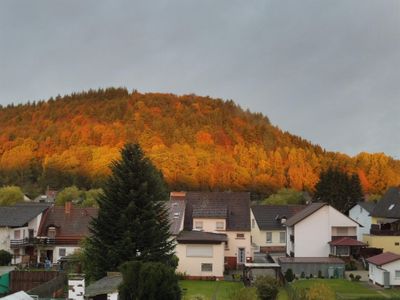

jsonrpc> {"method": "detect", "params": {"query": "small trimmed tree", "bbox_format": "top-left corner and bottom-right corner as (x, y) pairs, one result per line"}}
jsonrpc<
(83, 143), (174, 281)
(254, 276), (279, 300)
(0, 250), (12, 266)
(284, 268), (295, 282)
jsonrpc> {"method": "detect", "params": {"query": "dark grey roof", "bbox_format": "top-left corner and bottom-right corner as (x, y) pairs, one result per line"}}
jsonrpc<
(285, 202), (326, 227)
(251, 205), (305, 230)
(192, 205), (228, 218)
(165, 199), (185, 235)
(357, 201), (376, 213)
(278, 257), (344, 264)
(371, 187), (400, 218)
(176, 230), (227, 244)
(183, 192), (251, 231)
(85, 274), (122, 297)
(0, 203), (51, 227)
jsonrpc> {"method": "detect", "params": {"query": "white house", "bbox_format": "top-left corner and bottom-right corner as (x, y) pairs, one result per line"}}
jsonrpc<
(285, 203), (364, 258)
(349, 202), (375, 240)
(367, 252), (400, 287)
(0, 202), (50, 264)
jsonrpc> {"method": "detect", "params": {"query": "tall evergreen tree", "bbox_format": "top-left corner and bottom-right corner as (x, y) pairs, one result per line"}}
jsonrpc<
(83, 143), (174, 281)
(314, 168), (364, 212)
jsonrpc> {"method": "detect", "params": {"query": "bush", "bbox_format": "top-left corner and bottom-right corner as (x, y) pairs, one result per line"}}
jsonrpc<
(254, 276), (279, 300)
(0, 250), (12, 266)
(300, 271), (305, 279)
(285, 268), (295, 282)
(349, 273), (354, 280)
(345, 260), (357, 271)
(355, 275), (361, 281)
(317, 270), (323, 278)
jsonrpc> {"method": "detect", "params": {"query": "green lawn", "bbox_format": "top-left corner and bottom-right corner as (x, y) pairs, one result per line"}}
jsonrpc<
(286, 279), (400, 299)
(180, 280), (244, 300)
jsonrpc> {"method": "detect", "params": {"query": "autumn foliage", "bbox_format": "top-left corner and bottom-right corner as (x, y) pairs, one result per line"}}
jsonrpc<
(0, 87), (398, 196)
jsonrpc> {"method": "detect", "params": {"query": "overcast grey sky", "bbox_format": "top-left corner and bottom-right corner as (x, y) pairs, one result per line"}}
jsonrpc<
(0, 1), (399, 158)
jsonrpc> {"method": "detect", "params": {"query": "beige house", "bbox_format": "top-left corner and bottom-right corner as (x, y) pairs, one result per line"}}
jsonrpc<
(169, 191), (252, 278)
(250, 205), (304, 256)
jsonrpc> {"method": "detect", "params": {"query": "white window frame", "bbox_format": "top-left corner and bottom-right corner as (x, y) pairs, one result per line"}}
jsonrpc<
(59, 248), (66, 257)
(279, 231), (286, 244)
(194, 221), (203, 230)
(266, 232), (272, 243)
(395, 270), (400, 278)
(216, 221), (224, 231)
(201, 263), (213, 272)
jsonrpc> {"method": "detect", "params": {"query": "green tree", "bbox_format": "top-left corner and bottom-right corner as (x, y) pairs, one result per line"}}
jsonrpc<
(83, 143), (174, 281)
(0, 186), (24, 206)
(55, 186), (82, 206)
(81, 188), (103, 207)
(314, 168), (363, 212)
(0, 250), (12, 265)
(119, 261), (181, 300)
(263, 188), (306, 205)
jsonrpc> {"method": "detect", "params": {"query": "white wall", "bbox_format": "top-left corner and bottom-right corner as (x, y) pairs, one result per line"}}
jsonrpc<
(250, 210), (286, 249)
(108, 292), (118, 300)
(52, 246), (80, 263)
(349, 204), (371, 240)
(371, 260), (400, 286)
(175, 243), (225, 277)
(225, 231), (252, 260)
(0, 228), (11, 252)
(293, 205), (359, 257)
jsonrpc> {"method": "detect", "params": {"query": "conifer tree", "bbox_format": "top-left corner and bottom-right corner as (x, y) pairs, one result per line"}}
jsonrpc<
(83, 143), (174, 281)
(314, 168), (364, 212)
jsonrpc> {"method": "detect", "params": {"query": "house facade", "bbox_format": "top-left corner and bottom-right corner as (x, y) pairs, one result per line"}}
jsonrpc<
(286, 203), (363, 258)
(169, 191), (252, 278)
(0, 203), (50, 264)
(349, 202), (375, 240)
(363, 187), (400, 254)
(250, 205), (304, 255)
(36, 202), (98, 264)
(367, 252), (400, 287)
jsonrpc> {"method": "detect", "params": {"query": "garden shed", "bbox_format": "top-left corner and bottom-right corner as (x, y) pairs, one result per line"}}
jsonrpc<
(278, 257), (345, 278)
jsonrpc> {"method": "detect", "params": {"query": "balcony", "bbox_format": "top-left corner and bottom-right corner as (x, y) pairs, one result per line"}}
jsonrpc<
(10, 237), (36, 248)
(370, 229), (400, 236)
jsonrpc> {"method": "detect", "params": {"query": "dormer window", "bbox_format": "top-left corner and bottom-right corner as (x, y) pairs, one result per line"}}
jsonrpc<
(48, 226), (56, 238)
(389, 204), (395, 210)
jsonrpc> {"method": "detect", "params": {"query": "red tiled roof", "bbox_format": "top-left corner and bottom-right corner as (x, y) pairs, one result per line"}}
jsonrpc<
(367, 252), (400, 266)
(38, 205), (98, 239)
(278, 257), (344, 264)
(329, 237), (366, 246)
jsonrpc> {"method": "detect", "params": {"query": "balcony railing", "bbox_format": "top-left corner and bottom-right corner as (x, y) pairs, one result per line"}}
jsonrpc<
(10, 237), (56, 248)
(370, 229), (400, 236)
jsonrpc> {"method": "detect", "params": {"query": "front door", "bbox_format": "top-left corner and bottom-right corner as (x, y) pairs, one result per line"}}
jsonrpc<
(238, 248), (245, 264)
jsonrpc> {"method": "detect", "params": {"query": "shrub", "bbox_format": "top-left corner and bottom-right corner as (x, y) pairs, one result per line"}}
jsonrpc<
(285, 268), (295, 282)
(0, 250), (12, 266)
(354, 275), (361, 282)
(300, 271), (305, 279)
(317, 270), (323, 278)
(345, 261), (357, 271)
(309, 273), (313, 279)
(254, 276), (279, 300)
(349, 273), (354, 280)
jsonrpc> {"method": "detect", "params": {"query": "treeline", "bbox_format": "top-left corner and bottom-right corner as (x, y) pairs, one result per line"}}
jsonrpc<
(0, 87), (398, 197)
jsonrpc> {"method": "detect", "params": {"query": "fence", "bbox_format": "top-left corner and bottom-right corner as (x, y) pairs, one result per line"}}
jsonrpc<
(9, 271), (59, 293)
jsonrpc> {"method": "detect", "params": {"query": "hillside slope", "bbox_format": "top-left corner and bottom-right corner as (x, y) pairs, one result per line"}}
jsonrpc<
(0, 87), (398, 196)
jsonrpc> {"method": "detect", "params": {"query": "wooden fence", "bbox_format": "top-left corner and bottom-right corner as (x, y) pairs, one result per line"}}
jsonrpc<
(9, 271), (59, 293)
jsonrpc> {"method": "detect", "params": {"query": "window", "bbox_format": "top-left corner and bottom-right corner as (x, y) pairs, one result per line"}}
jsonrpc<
(396, 270), (400, 278)
(280, 232), (286, 243)
(59, 248), (66, 257)
(395, 242), (399, 246)
(216, 221), (224, 231)
(252, 219), (255, 228)
(48, 227), (56, 238)
(14, 230), (20, 239)
(266, 232), (272, 243)
(186, 245), (213, 257)
(236, 233), (245, 239)
(337, 227), (348, 236)
(201, 263), (213, 272)
(225, 240), (229, 250)
(194, 221), (203, 230)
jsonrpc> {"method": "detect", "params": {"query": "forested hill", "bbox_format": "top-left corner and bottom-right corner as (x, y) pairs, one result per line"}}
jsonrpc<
(0, 87), (399, 197)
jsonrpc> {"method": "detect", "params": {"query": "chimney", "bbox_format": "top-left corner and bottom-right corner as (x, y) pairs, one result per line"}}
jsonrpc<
(65, 201), (72, 214)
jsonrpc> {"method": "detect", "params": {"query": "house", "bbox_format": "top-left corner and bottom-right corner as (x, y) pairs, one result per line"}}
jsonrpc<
(250, 205), (304, 256)
(367, 252), (400, 287)
(0, 202), (50, 264)
(36, 202), (98, 264)
(349, 202), (376, 240)
(84, 273), (122, 300)
(363, 187), (400, 254)
(285, 203), (364, 258)
(169, 191), (251, 278)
